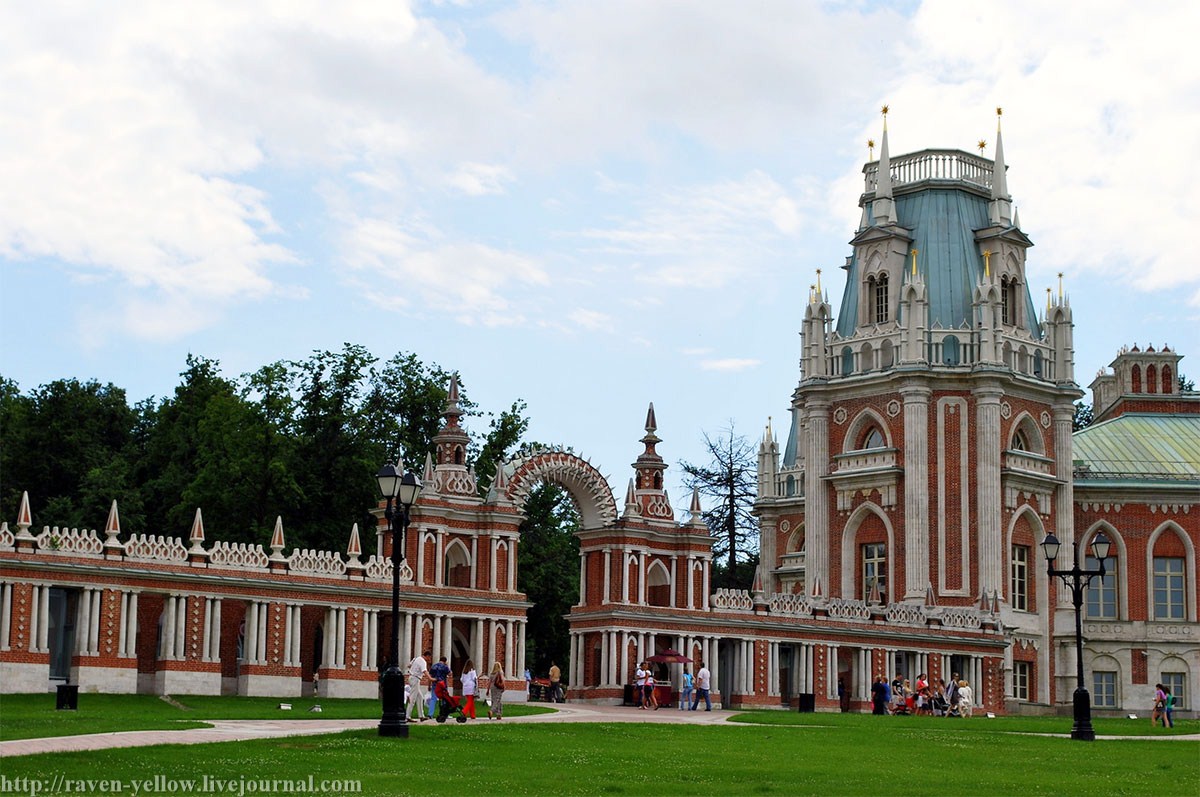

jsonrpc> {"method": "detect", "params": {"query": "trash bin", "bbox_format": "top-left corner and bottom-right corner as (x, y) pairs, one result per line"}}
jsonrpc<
(797, 693), (815, 713)
(623, 684), (636, 706)
(56, 683), (79, 711)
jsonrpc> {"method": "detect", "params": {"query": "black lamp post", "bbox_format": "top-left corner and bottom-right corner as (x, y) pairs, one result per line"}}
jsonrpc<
(1040, 530), (1111, 742)
(377, 461), (423, 738)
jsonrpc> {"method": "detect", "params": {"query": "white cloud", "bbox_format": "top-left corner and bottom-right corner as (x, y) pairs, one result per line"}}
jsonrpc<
(342, 216), (548, 326)
(446, 162), (514, 196)
(569, 309), (612, 331)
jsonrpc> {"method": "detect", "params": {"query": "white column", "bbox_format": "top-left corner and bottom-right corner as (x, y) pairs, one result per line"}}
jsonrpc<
(432, 615), (443, 661)
(600, 632), (609, 687)
(203, 599), (215, 663)
(211, 598), (223, 663)
(28, 584), (40, 653)
(489, 538), (498, 592)
(402, 612), (413, 667)
(87, 589), (101, 654)
(769, 641), (777, 697)
(363, 611), (376, 671)
(77, 588), (92, 654)
(470, 536), (478, 589)
(702, 560), (711, 610)
(638, 552), (647, 604)
(505, 619), (515, 675)
(256, 600), (268, 663)
(517, 621), (527, 677)
(442, 615), (452, 666)
(669, 558), (677, 608)
(435, 530), (445, 587)
(417, 534), (427, 587)
(608, 631), (618, 687)
(902, 386), (932, 598)
(0, 582), (10, 651)
(578, 553), (587, 607)
(708, 638), (720, 701)
(473, 618), (484, 673)
(941, 654), (951, 683)
(638, 632), (646, 662)
(337, 608), (347, 668)
(621, 555), (630, 603)
(648, 632), (657, 659)
(176, 594), (188, 660)
(686, 558), (695, 609)
(507, 540), (517, 593)
(124, 592), (139, 658)
(38, 585), (51, 652)
(827, 645), (839, 699)
(162, 595), (177, 660)
(602, 550), (611, 604)
(289, 604), (299, 666)
(620, 633), (630, 685)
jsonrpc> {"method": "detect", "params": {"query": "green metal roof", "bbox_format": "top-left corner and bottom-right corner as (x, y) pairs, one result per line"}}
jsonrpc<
(837, 188), (1041, 339)
(1072, 413), (1200, 482)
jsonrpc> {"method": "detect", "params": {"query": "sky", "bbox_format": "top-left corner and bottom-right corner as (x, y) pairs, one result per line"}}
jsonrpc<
(2, 1), (1199, 525)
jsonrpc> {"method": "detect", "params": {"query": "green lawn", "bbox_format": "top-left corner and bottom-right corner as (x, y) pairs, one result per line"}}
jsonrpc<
(3, 720), (1197, 797)
(0, 693), (553, 741)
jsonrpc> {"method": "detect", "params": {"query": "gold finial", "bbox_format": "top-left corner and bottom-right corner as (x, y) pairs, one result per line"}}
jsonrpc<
(982, 250), (992, 278)
(996, 106), (1003, 132)
(996, 106), (1003, 117)
(977, 139), (987, 155)
(881, 104), (889, 131)
(1057, 272), (1064, 301)
(868, 138), (875, 160)
(910, 248), (918, 276)
(881, 104), (889, 116)
(1046, 287), (1052, 311)
(816, 268), (823, 294)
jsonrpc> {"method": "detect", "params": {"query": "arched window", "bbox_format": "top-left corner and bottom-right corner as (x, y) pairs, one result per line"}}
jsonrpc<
(880, 339), (895, 370)
(1033, 350), (1044, 378)
(943, 335), (961, 366)
(1132, 365), (1142, 393)
(443, 541), (471, 588)
(862, 542), (886, 602)
(1012, 429), (1030, 451)
(841, 347), (854, 376)
(861, 427), (886, 450)
(1163, 365), (1174, 394)
(1085, 551), (1119, 619)
(873, 273), (889, 323)
(1001, 277), (1019, 325)
(1147, 365), (1158, 394)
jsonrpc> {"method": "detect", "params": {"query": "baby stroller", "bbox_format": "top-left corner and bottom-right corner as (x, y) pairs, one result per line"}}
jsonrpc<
(433, 679), (468, 723)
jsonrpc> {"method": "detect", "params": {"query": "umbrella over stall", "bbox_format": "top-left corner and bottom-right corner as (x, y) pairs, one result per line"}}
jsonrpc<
(647, 649), (690, 663)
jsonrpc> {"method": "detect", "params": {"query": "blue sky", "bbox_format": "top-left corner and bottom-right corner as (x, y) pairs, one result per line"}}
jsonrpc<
(2, 1), (1198, 523)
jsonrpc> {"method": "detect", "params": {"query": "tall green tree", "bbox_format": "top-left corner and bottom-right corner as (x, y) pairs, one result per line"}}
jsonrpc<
(517, 478), (580, 679)
(473, 400), (529, 496)
(680, 424), (759, 591)
(1, 377), (137, 531)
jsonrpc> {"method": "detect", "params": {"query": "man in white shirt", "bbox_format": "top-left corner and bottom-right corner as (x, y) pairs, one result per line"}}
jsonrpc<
(407, 650), (430, 721)
(634, 663), (647, 709)
(690, 662), (712, 711)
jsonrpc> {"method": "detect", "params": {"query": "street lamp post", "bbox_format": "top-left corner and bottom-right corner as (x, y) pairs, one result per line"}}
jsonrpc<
(377, 462), (423, 738)
(1040, 530), (1111, 742)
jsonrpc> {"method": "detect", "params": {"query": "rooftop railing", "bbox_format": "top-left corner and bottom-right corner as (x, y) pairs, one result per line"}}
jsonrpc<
(863, 149), (994, 194)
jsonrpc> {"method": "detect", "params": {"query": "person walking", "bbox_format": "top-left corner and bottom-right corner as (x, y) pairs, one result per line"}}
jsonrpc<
(634, 661), (647, 708)
(460, 660), (478, 720)
(1152, 684), (1166, 727)
(1163, 686), (1175, 728)
(407, 650), (430, 722)
(549, 661), (562, 703)
(488, 661), (507, 719)
(958, 679), (974, 718)
(871, 676), (888, 715)
(690, 662), (712, 711)
(679, 665), (694, 710)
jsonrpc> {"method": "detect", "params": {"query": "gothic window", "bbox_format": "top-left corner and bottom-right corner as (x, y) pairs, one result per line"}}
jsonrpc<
(1147, 365), (1158, 394)
(841, 347), (854, 376)
(872, 273), (889, 323)
(1132, 365), (1142, 393)
(1163, 366), (1174, 394)
(1153, 557), (1185, 620)
(1001, 277), (1017, 325)
(454, 446), (465, 465)
(862, 542), (886, 601)
(1010, 545), (1029, 611)
(1011, 429), (1029, 451)
(1085, 554), (1118, 619)
(859, 426), (886, 450)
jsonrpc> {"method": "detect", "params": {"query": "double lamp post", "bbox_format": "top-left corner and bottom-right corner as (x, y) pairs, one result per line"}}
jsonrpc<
(1040, 530), (1110, 742)
(376, 462), (423, 738)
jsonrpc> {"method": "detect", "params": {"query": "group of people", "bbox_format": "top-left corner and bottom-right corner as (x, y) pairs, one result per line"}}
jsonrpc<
(872, 672), (974, 717)
(632, 662), (713, 711)
(405, 650), (508, 721)
(1152, 684), (1176, 728)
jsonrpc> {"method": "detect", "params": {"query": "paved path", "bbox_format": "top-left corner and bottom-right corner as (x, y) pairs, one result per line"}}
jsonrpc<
(0, 703), (727, 757)
(3, 704), (1196, 757)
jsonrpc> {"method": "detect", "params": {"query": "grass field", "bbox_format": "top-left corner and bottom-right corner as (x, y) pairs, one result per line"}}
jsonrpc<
(0, 693), (552, 741)
(2, 700), (1197, 796)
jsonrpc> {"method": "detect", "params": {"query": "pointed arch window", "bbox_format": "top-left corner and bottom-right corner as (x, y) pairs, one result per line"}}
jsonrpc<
(1147, 365), (1158, 394)
(1163, 365), (1174, 394)
(1131, 365), (1142, 393)
(1011, 429), (1030, 451)
(870, 273), (889, 323)
(858, 426), (886, 450)
(862, 542), (886, 602)
(1001, 276), (1019, 325)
